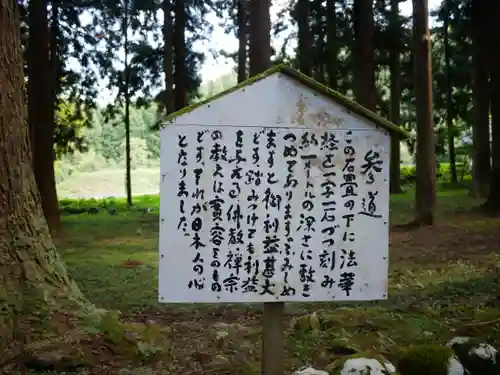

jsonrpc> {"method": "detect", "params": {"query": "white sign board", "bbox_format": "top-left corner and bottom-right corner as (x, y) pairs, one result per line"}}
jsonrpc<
(159, 125), (389, 303)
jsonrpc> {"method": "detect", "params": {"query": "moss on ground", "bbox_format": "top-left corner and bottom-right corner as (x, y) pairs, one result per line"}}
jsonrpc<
(9, 189), (498, 374)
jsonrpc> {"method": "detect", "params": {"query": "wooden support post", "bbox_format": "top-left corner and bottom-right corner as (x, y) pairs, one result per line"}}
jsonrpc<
(262, 301), (285, 375)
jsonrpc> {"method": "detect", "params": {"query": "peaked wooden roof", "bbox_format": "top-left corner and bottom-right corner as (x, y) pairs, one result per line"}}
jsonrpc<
(164, 64), (410, 138)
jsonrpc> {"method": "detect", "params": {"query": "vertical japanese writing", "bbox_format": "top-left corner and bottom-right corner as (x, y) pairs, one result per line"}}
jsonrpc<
(163, 125), (388, 303)
(359, 150), (384, 219)
(241, 129), (264, 294)
(259, 128), (281, 296)
(183, 132), (206, 290)
(280, 132), (298, 297)
(209, 130), (226, 293)
(176, 134), (188, 237)
(297, 132), (318, 297)
(318, 131), (339, 290)
(224, 129), (246, 293)
(338, 130), (358, 297)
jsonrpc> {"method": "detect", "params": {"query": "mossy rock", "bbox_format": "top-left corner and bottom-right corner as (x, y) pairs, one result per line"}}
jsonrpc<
(24, 335), (89, 372)
(327, 353), (396, 375)
(447, 337), (499, 375)
(397, 345), (464, 375)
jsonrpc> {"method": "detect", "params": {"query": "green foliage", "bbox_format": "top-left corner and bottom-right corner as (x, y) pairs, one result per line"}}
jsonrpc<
(55, 103), (161, 186)
(400, 161), (472, 188)
(54, 101), (89, 158)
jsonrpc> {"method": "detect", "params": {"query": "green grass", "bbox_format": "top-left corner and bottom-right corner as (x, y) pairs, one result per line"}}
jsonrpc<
(57, 167), (160, 198)
(44, 187), (500, 374)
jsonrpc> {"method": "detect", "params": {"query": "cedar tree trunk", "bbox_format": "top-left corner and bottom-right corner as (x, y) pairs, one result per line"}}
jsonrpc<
(412, 0), (436, 225)
(248, 0), (271, 77)
(326, 0), (338, 90)
(389, 0), (402, 194)
(443, 0), (457, 184)
(353, 0), (376, 110)
(163, 0), (175, 114)
(484, 3), (500, 211)
(27, 0), (60, 233)
(173, 0), (188, 110)
(296, 0), (313, 76)
(470, 0), (491, 198)
(237, 0), (248, 83)
(0, 0), (89, 361)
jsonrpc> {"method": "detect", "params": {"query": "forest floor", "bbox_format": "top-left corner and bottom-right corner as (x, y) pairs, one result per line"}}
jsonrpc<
(31, 188), (500, 374)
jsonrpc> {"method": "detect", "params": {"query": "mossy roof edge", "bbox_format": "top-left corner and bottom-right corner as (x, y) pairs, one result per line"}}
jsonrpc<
(163, 63), (410, 139)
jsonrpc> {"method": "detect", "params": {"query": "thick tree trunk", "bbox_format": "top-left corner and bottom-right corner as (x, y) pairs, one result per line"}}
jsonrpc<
(27, 0), (60, 233)
(326, 0), (338, 90)
(483, 3), (500, 212)
(389, 0), (402, 194)
(412, 0), (436, 225)
(248, 0), (271, 77)
(470, 0), (491, 198)
(443, 0), (457, 184)
(353, 0), (376, 111)
(173, 0), (187, 110)
(237, 0), (248, 83)
(163, 0), (175, 114)
(0, 0), (89, 361)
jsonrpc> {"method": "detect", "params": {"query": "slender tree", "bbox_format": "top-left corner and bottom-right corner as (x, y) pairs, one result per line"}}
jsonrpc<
(389, 0), (402, 194)
(236, 0), (248, 83)
(0, 0), (90, 358)
(470, 0), (491, 198)
(27, 0), (61, 233)
(124, 0), (132, 206)
(163, 0), (175, 113)
(173, 0), (188, 110)
(443, 0), (457, 184)
(296, 0), (312, 76)
(326, 0), (338, 90)
(249, 3), (279, 374)
(412, 0), (436, 225)
(312, 1), (326, 83)
(353, 0), (376, 110)
(483, 2), (500, 212)
(248, 0), (271, 77)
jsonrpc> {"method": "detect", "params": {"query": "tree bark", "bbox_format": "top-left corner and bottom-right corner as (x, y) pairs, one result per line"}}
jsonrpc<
(163, 0), (175, 114)
(27, 0), (60, 233)
(353, 0), (376, 111)
(470, 0), (491, 198)
(173, 0), (187, 110)
(296, 0), (312, 76)
(412, 0), (436, 225)
(326, 0), (338, 90)
(443, 0), (457, 184)
(313, 3), (326, 84)
(248, 0), (271, 77)
(389, 0), (402, 194)
(124, 0), (132, 206)
(237, 0), (248, 83)
(483, 2), (500, 212)
(0, 0), (89, 360)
